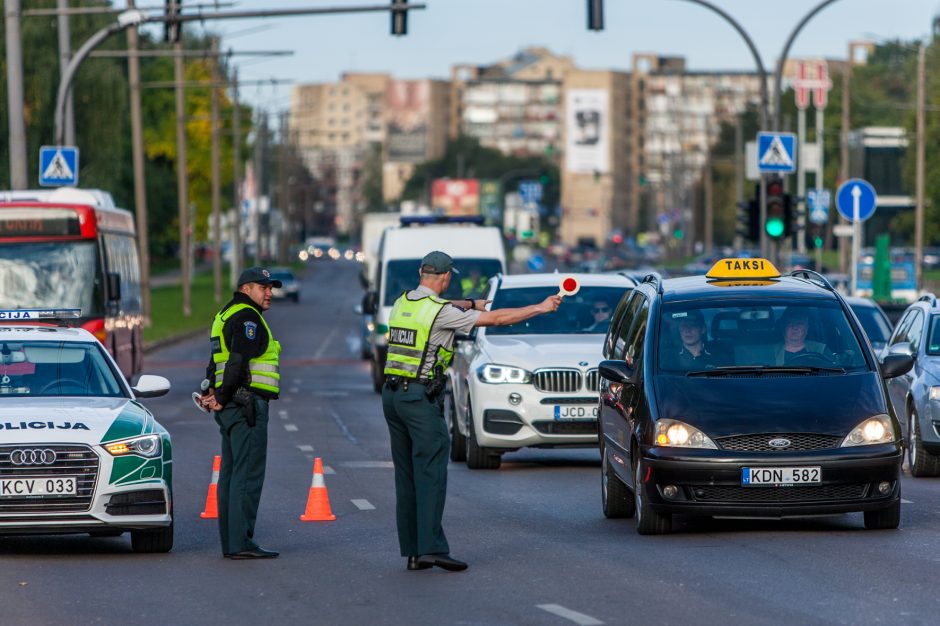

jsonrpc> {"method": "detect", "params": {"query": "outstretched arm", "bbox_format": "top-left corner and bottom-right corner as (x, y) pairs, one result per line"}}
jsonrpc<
(475, 295), (562, 328)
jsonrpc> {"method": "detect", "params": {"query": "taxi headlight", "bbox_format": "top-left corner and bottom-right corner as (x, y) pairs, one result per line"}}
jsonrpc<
(477, 364), (532, 384)
(929, 386), (940, 401)
(654, 419), (717, 449)
(103, 434), (162, 458)
(841, 415), (896, 447)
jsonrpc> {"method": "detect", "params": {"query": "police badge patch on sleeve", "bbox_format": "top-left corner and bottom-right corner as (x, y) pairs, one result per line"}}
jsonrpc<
(245, 321), (258, 339)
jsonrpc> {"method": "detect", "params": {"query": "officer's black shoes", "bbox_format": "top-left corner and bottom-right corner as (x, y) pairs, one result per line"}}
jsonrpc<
(229, 547), (279, 559)
(417, 554), (468, 572)
(407, 556), (433, 571)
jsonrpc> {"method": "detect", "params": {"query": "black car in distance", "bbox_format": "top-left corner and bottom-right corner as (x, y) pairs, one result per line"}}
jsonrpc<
(597, 259), (914, 534)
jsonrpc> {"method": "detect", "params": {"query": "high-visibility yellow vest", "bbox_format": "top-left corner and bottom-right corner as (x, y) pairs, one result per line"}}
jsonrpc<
(384, 293), (454, 380)
(210, 302), (281, 394)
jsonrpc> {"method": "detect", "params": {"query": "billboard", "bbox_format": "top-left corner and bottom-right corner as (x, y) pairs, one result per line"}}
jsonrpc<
(565, 89), (609, 174)
(386, 80), (430, 163)
(431, 179), (480, 216)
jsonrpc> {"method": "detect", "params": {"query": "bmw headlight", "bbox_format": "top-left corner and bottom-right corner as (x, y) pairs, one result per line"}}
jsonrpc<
(654, 419), (717, 449)
(103, 434), (163, 458)
(841, 415), (896, 447)
(477, 364), (531, 384)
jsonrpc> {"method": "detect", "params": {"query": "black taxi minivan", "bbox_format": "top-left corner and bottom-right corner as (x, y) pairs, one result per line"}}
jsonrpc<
(597, 259), (914, 534)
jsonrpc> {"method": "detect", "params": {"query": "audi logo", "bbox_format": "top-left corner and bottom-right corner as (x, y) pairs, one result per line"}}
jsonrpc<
(768, 438), (792, 449)
(9, 448), (57, 466)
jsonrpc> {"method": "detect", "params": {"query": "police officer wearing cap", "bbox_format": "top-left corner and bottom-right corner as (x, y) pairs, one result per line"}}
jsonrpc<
(383, 251), (562, 572)
(200, 266), (282, 559)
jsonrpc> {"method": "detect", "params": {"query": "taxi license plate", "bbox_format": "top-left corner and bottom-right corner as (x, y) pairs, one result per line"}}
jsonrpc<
(554, 405), (597, 420)
(742, 467), (821, 486)
(0, 477), (77, 497)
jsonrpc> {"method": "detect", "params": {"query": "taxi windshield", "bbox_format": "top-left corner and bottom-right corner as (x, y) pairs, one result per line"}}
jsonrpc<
(0, 340), (125, 397)
(656, 300), (869, 374)
(383, 258), (503, 306)
(487, 286), (625, 335)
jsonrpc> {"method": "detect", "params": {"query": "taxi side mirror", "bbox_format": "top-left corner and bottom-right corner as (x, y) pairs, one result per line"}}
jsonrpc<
(599, 359), (636, 385)
(880, 353), (914, 379)
(132, 374), (171, 398)
(362, 291), (378, 316)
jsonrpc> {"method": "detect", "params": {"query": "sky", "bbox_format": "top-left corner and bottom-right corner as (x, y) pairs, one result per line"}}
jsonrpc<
(130, 0), (940, 111)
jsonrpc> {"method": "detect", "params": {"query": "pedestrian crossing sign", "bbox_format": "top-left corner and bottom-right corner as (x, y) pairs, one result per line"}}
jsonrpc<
(39, 146), (79, 187)
(756, 132), (796, 174)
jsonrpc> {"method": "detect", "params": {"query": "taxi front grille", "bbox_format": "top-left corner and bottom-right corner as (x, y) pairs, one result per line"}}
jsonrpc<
(534, 369), (582, 393)
(0, 444), (99, 513)
(716, 433), (843, 452)
(691, 483), (868, 503)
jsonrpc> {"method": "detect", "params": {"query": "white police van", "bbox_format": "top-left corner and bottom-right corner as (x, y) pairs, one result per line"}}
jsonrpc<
(0, 309), (174, 552)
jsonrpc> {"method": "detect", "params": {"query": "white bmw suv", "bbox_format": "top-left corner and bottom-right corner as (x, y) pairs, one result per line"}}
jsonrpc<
(447, 273), (635, 469)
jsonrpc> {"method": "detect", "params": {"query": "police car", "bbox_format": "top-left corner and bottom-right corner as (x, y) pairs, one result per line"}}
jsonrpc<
(0, 309), (173, 552)
(597, 260), (914, 534)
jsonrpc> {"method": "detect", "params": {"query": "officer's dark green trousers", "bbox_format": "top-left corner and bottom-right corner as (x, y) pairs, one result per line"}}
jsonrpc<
(382, 382), (450, 557)
(214, 395), (269, 555)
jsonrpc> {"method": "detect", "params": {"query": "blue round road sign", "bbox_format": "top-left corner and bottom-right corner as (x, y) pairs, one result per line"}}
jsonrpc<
(527, 254), (545, 272)
(836, 178), (877, 222)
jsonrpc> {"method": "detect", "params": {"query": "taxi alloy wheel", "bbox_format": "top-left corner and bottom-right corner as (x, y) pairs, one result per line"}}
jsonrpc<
(447, 388), (466, 463)
(908, 407), (940, 477)
(634, 459), (671, 535)
(602, 445), (635, 519)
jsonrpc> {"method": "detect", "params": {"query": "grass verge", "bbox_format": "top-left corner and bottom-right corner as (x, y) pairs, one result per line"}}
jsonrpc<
(145, 271), (225, 347)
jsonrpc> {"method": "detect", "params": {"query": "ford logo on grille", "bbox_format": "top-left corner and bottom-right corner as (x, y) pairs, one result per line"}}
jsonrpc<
(768, 438), (791, 449)
(10, 448), (57, 466)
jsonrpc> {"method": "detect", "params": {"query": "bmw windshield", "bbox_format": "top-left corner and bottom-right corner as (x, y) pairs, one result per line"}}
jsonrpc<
(0, 341), (124, 397)
(487, 286), (624, 335)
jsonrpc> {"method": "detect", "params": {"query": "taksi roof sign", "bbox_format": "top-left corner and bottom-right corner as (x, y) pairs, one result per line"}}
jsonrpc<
(757, 133), (797, 174)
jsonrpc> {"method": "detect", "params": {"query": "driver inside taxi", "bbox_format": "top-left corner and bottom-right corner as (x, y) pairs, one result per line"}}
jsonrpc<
(775, 308), (829, 365)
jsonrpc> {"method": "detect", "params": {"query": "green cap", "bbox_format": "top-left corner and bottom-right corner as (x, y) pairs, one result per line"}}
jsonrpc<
(421, 251), (459, 275)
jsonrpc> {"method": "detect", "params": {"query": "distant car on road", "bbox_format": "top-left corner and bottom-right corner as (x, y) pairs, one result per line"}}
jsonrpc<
(270, 267), (300, 303)
(845, 296), (893, 353)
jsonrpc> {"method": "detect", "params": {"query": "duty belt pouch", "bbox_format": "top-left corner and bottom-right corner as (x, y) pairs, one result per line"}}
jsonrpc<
(233, 387), (256, 427)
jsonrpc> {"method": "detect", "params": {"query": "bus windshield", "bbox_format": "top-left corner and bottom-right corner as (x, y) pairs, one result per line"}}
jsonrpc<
(0, 242), (102, 315)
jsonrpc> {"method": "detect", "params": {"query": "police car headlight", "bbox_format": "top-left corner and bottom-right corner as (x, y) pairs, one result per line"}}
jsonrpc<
(103, 434), (162, 458)
(841, 415), (895, 446)
(654, 419), (717, 449)
(477, 364), (531, 384)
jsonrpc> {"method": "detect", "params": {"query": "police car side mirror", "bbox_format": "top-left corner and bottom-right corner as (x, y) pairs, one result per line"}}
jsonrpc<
(107, 272), (121, 303)
(880, 353), (914, 379)
(599, 359), (635, 385)
(132, 374), (171, 398)
(363, 291), (378, 315)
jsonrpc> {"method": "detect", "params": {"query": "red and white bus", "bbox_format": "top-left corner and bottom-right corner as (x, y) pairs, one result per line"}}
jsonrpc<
(0, 188), (143, 378)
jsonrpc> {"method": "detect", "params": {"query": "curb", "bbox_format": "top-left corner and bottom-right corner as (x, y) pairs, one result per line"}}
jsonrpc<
(143, 325), (208, 355)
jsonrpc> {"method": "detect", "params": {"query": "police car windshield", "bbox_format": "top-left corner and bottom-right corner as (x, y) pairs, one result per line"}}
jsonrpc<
(383, 259), (503, 306)
(656, 300), (869, 374)
(488, 286), (624, 335)
(0, 242), (102, 315)
(0, 341), (124, 397)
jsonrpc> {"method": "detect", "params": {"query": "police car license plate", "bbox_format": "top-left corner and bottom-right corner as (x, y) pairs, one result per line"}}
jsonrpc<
(0, 477), (77, 497)
(741, 467), (821, 486)
(554, 405), (597, 420)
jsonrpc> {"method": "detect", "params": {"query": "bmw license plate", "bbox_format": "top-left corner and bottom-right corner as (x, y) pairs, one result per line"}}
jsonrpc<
(554, 405), (598, 420)
(742, 467), (821, 486)
(0, 477), (77, 497)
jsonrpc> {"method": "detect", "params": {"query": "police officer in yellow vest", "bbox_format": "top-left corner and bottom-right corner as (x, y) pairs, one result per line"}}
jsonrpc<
(200, 267), (282, 560)
(383, 251), (561, 572)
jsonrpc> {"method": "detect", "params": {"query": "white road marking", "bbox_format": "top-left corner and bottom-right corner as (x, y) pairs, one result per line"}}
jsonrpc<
(536, 604), (603, 626)
(278, 410), (289, 420)
(323, 465), (336, 475)
(313, 326), (339, 359)
(297, 444), (314, 452)
(313, 391), (350, 398)
(351, 499), (375, 511)
(289, 387), (299, 394)
(329, 408), (358, 444)
(341, 461), (394, 469)
(284, 423), (298, 432)
(902, 498), (914, 504)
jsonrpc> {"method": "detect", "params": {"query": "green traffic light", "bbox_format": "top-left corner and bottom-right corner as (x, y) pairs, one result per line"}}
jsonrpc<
(765, 218), (784, 238)
(673, 229), (684, 240)
(814, 236), (824, 248)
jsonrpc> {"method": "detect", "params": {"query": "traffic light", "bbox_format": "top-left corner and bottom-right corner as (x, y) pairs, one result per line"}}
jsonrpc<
(390, 0), (408, 36)
(164, 0), (182, 43)
(764, 177), (793, 239)
(737, 198), (760, 242)
(587, 0), (604, 31)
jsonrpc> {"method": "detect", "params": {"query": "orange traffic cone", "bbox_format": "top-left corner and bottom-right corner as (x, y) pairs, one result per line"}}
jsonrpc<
(300, 457), (336, 521)
(199, 455), (221, 519)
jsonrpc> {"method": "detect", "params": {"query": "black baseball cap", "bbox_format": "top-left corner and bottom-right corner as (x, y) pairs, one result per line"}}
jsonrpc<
(238, 266), (283, 288)
(421, 251), (460, 275)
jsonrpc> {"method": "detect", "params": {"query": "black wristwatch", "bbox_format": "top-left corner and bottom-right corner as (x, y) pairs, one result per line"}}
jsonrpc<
(468, 299), (476, 310)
